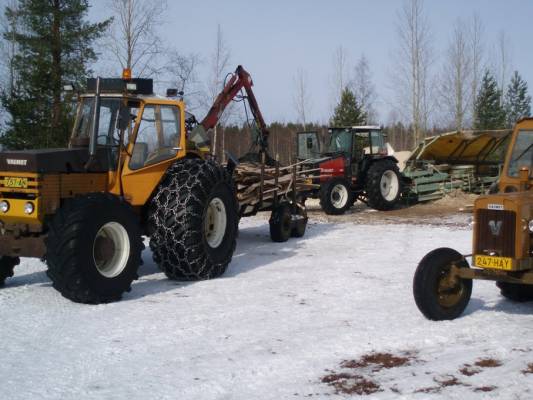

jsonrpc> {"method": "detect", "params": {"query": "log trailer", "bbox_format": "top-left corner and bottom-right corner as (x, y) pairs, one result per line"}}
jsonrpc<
(0, 65), (306, 303)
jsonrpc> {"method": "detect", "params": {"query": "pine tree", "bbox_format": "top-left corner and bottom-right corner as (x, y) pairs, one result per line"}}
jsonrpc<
(1, 0), (111, 149)
(474, 70), (506, 130)
(505, 71), (531, 128)
(330, 87), (366, 126)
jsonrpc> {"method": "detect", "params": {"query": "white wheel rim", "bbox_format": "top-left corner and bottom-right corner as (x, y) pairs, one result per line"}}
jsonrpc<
(380, 170), (399, 201)
(330, 184), (349, 209)
(93, 222), (130, 278)
(205, 197), (227, 248)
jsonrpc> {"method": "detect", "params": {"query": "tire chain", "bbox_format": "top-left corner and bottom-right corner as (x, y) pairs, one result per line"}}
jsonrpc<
(149, 159), (237, 281)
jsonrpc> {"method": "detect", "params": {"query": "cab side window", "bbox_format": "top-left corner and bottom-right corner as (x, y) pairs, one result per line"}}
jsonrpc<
(129, 105), (181, 170)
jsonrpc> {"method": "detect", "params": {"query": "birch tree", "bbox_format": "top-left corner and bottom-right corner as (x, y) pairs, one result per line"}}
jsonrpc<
(165, 51), (202, 111)
(106, 0), (167, 77)
(292, 67), (312, 129)
(496, 30), (512, 107)
(205, 24), (232, 159)
(393, 0), (433, 147)
(329, 46), (348, 113)
(469, 14), (484, 123)
(439, 20), (471, 130)
(350, 54), (376, 124)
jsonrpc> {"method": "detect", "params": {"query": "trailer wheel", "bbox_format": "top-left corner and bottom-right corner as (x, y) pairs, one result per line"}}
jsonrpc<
(291, 206), (308, 238)
(496, 282), (533, 302)
(413, 247), (472, 321)
(270, 203), (292, 242)
(366, 160), (401, 211)
(46, 194), (143, 304)
(149, 159), (238, 281)
(320, 178), (353, 215)
(0, 256), (19, 286)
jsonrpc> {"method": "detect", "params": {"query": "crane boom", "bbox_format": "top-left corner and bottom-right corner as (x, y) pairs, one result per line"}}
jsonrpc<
(201, 65), (269, 155)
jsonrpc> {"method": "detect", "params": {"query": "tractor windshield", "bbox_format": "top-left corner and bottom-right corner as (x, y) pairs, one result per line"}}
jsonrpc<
(508, 130), (533, 177)
(327, 129), (352, 154)
(72, 97), (138, 146)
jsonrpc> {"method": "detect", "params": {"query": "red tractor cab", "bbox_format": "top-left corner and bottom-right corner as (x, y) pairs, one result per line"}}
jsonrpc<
(297, 126), (402, 214)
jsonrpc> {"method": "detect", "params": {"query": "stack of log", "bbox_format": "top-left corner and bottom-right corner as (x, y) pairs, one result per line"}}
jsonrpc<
(233, 161), (318, 207)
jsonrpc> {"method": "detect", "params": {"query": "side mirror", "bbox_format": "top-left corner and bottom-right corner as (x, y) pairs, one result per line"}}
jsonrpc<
(116, 106), (130, 130)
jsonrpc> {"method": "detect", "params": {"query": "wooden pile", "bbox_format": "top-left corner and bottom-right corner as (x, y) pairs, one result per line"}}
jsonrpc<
(233, 161), (318, 207)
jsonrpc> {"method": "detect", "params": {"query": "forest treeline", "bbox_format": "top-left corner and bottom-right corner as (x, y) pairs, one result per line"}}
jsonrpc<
(0, 0), (530, 159)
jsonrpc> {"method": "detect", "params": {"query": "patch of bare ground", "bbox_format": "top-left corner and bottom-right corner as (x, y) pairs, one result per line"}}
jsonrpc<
(321, 373), (382, 395)
(474, 386), (497, 392)
(305, 196), (472, 227)
(474, 358), (503, 368)
(459, 364), (481, 376)
(340, 352), (415, 372)
(415, 375), (467, 394)
(522, 363), (533, 374)
(321, 351), (416, 395)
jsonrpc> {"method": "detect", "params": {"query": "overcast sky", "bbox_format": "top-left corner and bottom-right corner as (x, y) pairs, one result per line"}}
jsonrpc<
(89, 0), (533, 125)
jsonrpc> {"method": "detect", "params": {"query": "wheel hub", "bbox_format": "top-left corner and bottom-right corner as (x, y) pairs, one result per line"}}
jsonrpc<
(437, 269), (464, 308)
(330, 184), (348, 208)
(94, 236), (116, 263)
(92, 222), (130, 278)
(380, 171), (399, 201)
(205, 197), (227, 248)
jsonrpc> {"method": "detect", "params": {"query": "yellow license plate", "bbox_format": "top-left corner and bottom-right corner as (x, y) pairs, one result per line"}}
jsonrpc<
(474, 255), (513, 271)
(4, 177), (28, 188)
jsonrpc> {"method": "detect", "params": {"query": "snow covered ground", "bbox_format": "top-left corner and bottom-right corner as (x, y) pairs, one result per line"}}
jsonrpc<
(2, 217), (533, 399)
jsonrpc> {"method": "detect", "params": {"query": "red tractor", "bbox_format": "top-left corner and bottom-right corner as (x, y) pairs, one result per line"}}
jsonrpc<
(297, 126), (402, 214)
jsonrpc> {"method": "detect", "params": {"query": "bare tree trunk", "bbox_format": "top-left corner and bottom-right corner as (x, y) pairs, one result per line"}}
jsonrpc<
(330, 46), (348, 114)
(497, 30), (511, 107)
(439, 20), (471, 131)
(50, 0), (62, 146)
(395, 0), (433, 147)
(469, 14), (484, 124)
(292, 67), (312, 129)
(207, 24), (232, 156)
(351, 54), (377, 123)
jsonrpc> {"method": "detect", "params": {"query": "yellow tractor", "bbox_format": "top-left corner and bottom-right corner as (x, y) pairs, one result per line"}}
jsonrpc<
(0, 67), (270, 303)
(413, 118), (533, 320)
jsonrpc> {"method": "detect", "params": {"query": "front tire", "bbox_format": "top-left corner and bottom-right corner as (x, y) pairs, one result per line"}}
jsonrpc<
(0, 256), (19, 286)
(413, 248), (472, 321)
(366, 160), (401, 211)
(46, 194), (143, 304)
(319, 178), (353, 215)
(149, 159), (238, 281)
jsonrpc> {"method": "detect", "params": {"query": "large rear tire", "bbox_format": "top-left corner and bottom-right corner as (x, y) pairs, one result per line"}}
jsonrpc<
(291, 205), (308, 238)
(319, 178), (353, 215)
(46, 194), (144, 304)
(269, 203), (292, 242)
(496, 282), (533, 302)
(413, 247), (472, 321)
(0, 256), (19, 286)
(366, 160), (401, 211)
(149, 159), (238, 281)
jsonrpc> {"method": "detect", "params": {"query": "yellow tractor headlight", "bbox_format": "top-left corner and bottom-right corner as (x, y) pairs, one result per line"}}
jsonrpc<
(24, 202), (34, 214)
(0, 200), (9, 213)
(529, 220), (533, 233)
